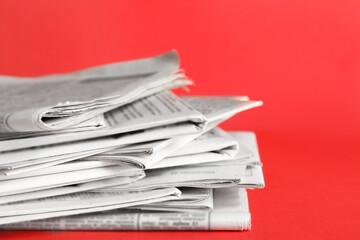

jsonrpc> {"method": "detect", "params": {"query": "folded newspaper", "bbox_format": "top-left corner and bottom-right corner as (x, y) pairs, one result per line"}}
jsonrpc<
(0, 50), (265, 231)
(1, 188), (250, 231)
(0, 51), (190, 132)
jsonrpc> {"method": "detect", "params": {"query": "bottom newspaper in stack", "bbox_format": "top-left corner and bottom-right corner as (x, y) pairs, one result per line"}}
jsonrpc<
(0, 131), (264, 231)
(1, 188), (250, 231)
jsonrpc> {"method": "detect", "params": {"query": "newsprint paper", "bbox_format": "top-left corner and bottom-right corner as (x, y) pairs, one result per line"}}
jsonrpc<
(0, 188), (250, 231)
(0, 50), (190, 132)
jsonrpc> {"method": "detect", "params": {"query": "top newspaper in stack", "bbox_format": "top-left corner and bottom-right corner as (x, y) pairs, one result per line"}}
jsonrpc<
(0, 50), (190, 133)
(0, 91), (206, 152)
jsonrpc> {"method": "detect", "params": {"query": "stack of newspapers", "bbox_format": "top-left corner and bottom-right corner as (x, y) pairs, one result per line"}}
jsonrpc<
(0, 51), (264, 231)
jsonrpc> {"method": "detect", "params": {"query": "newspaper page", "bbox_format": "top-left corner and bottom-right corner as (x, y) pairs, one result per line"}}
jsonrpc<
(201, 131), (265, 188)
(85, 136), (198, 169)
(131, 188), (213, 212)
(85, 128), (239, 168)
(0, 97), (205, 175)
(182, 96), (262, 123)
(0, 174), (144, 205)
(2, 95), (258, 175)
(0, 122), (199, 175)
(2, 127), (237, 176)
(85, 96), (262, 169)
(93, 164), (246, 191)
(82, 120), (226, 168)
(150, 147), (239, 170)
(231, 131), (263, 166)
(134, 96), (261, 168)
(0, 188), (250, 231)
(0, 160), (120, 181)
(0, 91), (205, 152)
(0, 114), (107, 141)
(240, 165), (265, 188)
(0, 50), (191, 132)
(0, 148), (115, 176)
(0, 188), (181, 225)
(201, 132), (263, 167)
(148, 128), (245, 169)
(0, 165), (145, 196)
(96, 128), (251, 170)
(170, 128), (239, 157)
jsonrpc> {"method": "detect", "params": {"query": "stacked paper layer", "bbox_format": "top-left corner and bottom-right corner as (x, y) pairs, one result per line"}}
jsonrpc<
(0, 51), (264, 231)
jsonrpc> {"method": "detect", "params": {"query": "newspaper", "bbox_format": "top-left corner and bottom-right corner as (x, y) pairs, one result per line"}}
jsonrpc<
(150, 147), (239, 170)
(202, 132), (263, 166)
(201, 132), (265, 188)
(84, 127), (239, 168)
(130, 188), (213, 212)
(230, 131), (263, 166)
(93, 129), (253, 170)
(0, 91), (205, 152)
(0, 175), (145, 205)
(182, 96), (262, 123)
(0, 92), (206, 175)
(240, 165), (265, 188)
(198, 160), (265, 188)
(0, 50), (191, 132)
(0, 165), (144, 196)
(0, 160), (129, 181)
(0, 149), (115, 176)
(85, 96), (262, 168)
(0, 188), (250, 231)
(0, 188), (208, 218)
(0, 122), (199, 175)
(148, 128), (250, 169)
(0, 114), (107, 141)
(170, 128), (239, 157)
(92, 164), (246, 191)
(0, 188), (181, 225)
(1, 128), (241, 177)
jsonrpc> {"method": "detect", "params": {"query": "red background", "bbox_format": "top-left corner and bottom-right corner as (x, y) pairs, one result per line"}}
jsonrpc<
(0, 0), (359, 239)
